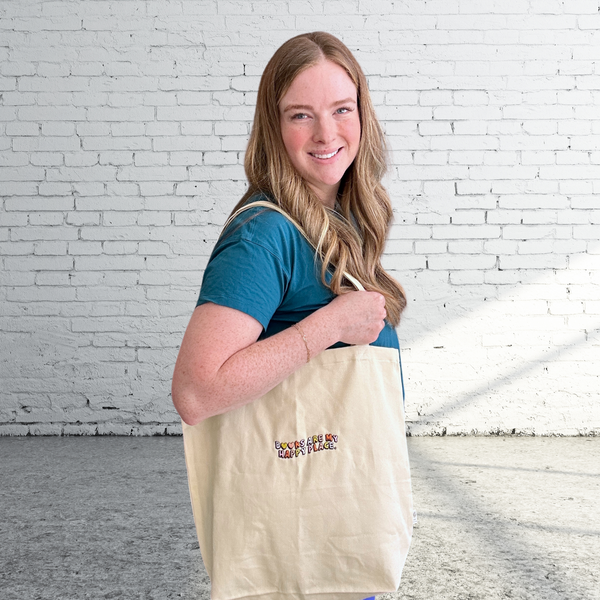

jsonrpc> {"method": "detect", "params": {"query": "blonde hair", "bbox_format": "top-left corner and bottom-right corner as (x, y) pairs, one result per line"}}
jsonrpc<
(233, 31), (406, 326)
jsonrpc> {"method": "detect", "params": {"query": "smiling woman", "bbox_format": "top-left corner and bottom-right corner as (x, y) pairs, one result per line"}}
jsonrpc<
(172, 31), (413, 600)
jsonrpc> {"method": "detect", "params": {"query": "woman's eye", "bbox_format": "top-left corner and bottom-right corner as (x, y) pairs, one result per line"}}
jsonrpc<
(336, 107), (350, 114)
(292, 113), (308, 120)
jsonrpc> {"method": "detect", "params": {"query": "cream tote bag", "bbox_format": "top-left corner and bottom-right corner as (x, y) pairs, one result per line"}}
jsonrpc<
(182, 202), (414, 600)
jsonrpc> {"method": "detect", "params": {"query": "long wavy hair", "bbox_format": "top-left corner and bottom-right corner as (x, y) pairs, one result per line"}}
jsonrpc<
(232, 31), (407, 326)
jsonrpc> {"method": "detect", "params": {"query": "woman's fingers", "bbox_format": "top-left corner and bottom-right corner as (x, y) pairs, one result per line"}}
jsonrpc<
(328, 291), (387, 345)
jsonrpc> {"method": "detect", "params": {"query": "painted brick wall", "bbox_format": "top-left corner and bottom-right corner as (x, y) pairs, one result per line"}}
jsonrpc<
(1, 0), (599, 435)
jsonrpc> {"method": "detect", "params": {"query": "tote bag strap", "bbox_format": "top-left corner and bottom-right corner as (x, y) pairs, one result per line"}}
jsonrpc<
(221, 200), (365, 292)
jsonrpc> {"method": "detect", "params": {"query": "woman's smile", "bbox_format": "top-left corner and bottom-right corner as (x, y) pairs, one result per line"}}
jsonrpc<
(310, 148), (342, 160)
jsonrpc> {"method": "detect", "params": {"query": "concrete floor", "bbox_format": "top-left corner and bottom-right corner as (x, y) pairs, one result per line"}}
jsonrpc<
(0, 436), (598, 600)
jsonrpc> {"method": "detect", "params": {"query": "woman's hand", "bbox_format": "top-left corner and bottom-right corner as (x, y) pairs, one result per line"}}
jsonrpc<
(323, 290), (387, 346)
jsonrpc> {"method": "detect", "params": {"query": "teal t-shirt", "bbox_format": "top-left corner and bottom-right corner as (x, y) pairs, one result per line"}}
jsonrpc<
(197, 201), (400, 352)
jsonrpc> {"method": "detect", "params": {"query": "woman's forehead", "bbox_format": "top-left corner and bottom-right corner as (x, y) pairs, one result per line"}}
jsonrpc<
(280, 61), (357, 107)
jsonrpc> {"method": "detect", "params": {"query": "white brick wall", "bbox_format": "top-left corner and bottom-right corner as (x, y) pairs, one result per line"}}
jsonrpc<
(1, 0), (599, 436)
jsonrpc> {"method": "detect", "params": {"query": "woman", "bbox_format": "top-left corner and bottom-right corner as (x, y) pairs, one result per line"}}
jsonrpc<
(173, 32), (410, 600)
(173, 31), (406, 425)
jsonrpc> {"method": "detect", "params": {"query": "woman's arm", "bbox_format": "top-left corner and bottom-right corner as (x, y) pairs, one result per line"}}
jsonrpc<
(172, 290), (386, 425)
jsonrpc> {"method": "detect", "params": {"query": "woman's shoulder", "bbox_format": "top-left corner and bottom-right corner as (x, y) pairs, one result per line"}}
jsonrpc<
(222, 194), (306, 253)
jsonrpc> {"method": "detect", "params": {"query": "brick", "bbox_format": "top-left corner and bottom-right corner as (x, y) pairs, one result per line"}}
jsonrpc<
(410, 240), (446, 261)
(18, 105), (86, 120)
(0, 166), (45, 181)
(41, 121), (75, 136)
(96, 152), (132, 167)
(134, 152), (168, 167)
(87, 106), (154, 121)
(139, 182), (176, 196)
(77, 122), (111, 136)
(550, 301), (585, 315)
(5, 197), (75, 211)
(521, 151), (557, 166)
(146, 121), (181, 136)
(45, 166), (116, 184)
(499, 254), (569, 270)
(11, 227), (77, 241)
(451, 212), (485, 225)
(38, 182), (72, 196)
(137, 212), (172, 227)
(518, 240), (554, 254)
(0, 106), (16, 123)
(416, 213), (451, 225)
(73, 183), (105, 198)
(7, 285), (75, 302)
(0, 212), (28, 226)
(448, 240), (484, 253)
(420, 90), (453, 106)
(484, 270), (521, 285)
(433, 225), (501, 239)
(117, 166), (187, 181)
(33, 241), (68, 255)
(103, 212), (138, 227)
(418, 121), (453, 136)
(30, 152), (64, 166)
(138, 241), (171, 255)
(153, 136), (220, 152)
(381, 255), (427, 271)
(5, 122), (39, 136)
(111, 122), (145, 137)
(557, 211), (590, 225)
(189, 165), (245, 181)
(503, 225), (571, 239)
(427, 254), (496, 270)
(493, 179), (559, 195)
(450, 271), (485, 285)
(103, 241), (138, 254)
(0, 241), (34, 256)
(204, 151), (238, 165)
(159, 76), (229, 92)
(169, 152), (203, 166)
(498, 194), (569, 210)
(74, 255), (146, 271)
(540, 165), (600, 180)
(79, 225), (149, 241)
(391, 225), (432, 240)
(68, 240), (103, 255)
(12, 136), (81, 152)
(4, 256), (73, 271)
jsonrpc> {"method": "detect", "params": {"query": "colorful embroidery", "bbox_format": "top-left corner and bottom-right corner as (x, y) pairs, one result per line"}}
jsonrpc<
(274, 433), (338, 459)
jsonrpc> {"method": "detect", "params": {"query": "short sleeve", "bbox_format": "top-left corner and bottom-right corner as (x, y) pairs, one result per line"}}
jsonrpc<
(197, 234), (290, 331)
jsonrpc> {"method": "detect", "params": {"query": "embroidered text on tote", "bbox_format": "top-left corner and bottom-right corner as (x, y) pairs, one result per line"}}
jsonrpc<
(274, 433), (338, 459)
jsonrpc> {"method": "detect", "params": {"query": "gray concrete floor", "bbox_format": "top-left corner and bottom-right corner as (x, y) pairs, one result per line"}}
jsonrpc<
(1, 436), (598, 600)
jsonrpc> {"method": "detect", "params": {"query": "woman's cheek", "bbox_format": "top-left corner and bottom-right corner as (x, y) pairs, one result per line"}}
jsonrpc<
(284, 125), (309, 154)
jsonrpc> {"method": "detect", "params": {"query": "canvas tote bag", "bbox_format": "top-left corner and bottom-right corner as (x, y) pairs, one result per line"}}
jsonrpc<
(182, 202), (414, 600)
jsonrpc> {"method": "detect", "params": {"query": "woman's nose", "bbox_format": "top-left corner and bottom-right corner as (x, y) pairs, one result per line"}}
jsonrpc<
(312, 117), (335, 144)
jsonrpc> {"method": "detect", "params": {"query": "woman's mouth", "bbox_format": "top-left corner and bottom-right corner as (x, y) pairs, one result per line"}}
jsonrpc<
(309, 148), (341, 159)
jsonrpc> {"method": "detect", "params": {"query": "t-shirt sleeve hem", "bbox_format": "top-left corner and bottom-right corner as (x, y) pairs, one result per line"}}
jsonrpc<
(196, 294), (271, 331)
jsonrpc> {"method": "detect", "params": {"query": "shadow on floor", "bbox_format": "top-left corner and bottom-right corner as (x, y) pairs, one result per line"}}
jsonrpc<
(0, 436), (598, 599)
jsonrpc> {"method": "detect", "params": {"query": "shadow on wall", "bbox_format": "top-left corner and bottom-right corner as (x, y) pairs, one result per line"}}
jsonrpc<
(390, 243), (600, 435)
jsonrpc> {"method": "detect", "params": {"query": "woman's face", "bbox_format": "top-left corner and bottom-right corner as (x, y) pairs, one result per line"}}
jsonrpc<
(279, 60), (361, 208)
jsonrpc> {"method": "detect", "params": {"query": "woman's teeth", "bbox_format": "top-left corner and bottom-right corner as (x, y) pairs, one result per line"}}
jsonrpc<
(311, 149), (340, 159)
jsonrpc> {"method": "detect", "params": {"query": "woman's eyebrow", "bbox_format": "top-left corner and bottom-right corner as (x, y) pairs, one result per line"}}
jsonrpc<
(282, 103), (312, 113)
(331, 97), (357, 107)
(281, 98), (357, 113)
